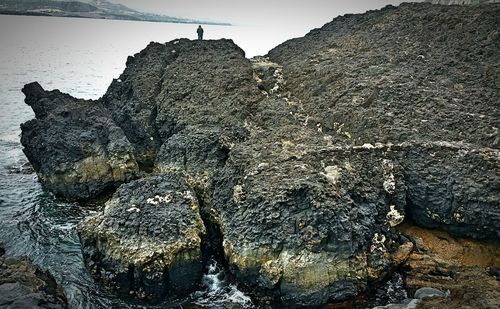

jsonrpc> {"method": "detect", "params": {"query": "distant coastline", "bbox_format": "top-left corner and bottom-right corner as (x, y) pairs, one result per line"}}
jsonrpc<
(0, 0), (232, 26)
(0, 11), (232, 25)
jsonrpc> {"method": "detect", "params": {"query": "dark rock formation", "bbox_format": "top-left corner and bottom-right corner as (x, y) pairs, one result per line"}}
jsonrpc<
(403, 144), (500, 239)
(265, 1), (500, 239)
(20, 1), (500, 307)
(21, 82), (140, 199)
(212, 141), (408, 306)
(77, 173), (206, 301)
(0, 246), (67, 308)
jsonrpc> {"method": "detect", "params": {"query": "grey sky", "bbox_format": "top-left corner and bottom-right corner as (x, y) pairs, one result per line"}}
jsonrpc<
(115, 1), (421, 29)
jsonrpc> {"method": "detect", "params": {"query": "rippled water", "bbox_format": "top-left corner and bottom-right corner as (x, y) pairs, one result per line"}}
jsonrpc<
(0, 14), (281, 308)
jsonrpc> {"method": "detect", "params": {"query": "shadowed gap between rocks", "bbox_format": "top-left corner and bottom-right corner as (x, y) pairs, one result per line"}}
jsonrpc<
(192, 185), (229, 277)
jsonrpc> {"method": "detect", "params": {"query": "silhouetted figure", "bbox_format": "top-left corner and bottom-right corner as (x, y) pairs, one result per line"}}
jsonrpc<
(197, 25), (204, 40)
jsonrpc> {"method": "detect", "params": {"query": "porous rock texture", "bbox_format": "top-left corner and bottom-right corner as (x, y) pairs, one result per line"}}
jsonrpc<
(20, 82), (139, 199)
(20, 2), (500, 307)
(77, 173), (206, 300)
(0, 246), (67, 308)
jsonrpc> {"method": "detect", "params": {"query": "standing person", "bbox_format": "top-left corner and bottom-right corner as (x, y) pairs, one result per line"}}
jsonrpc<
(197, 25), (204, 40)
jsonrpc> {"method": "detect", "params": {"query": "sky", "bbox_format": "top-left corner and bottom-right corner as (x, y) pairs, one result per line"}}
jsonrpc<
(114, 0), (421, 29)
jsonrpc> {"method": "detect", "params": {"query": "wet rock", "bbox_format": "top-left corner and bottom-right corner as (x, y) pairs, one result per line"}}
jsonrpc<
(488, 267), (500, 280)
(77, 173), (206, 300)
(0, 246), (67, 308)
(372, 298), (421, 309)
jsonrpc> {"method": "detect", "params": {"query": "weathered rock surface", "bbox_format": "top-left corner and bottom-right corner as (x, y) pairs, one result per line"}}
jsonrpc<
(0, 246), (67, 308)
(20, 1), (500, 307)
(212, 142), (408, 306)
(266, 2), (500, 239)
(403, 144), (500, 239)
(20, 82), (140, 199)
(77, 173), (206, 300)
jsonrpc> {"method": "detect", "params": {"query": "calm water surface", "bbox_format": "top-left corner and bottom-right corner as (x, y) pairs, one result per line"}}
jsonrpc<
(0, 14), (297, 308)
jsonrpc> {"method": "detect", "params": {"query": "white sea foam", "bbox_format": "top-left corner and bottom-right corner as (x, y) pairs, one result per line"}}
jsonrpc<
(193, 260), (253, 308)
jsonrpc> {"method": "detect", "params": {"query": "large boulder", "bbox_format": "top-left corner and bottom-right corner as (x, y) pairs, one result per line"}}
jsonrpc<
(212, 140), (408, 307)
(77, 174), (206, 300)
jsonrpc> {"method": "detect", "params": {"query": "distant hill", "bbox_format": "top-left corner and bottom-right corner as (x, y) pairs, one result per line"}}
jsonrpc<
(0, 0), (231, 25)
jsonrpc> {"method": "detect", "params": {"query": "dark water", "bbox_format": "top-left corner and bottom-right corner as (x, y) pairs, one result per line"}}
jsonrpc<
(0, 15), (259, 309)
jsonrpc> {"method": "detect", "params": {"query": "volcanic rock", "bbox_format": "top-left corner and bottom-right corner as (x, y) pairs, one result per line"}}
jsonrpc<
(427, 0), (500, 5)
(265, 2), (500, 239)
(212, 141), (407, 306)
(77, 173), (206, 300)
(19, 1), (500, 307)
(20, 82), (139, 199)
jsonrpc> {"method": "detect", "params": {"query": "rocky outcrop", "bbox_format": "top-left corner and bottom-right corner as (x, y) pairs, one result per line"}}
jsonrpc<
(20, 1), (500, 307)
(20, 82), (140, 199)
(265, 2), (500, 240)
(77, 173), (206, 300)
(0, 246), (67, 308)
(403, 144), (499, 239)
(212, 141), (409, 306)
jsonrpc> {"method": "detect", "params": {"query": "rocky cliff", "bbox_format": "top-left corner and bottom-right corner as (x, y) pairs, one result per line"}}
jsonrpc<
(20, 2), (500, 307)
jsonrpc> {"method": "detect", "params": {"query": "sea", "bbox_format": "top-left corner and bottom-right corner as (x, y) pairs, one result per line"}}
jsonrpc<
(0, 14), (301, 308)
